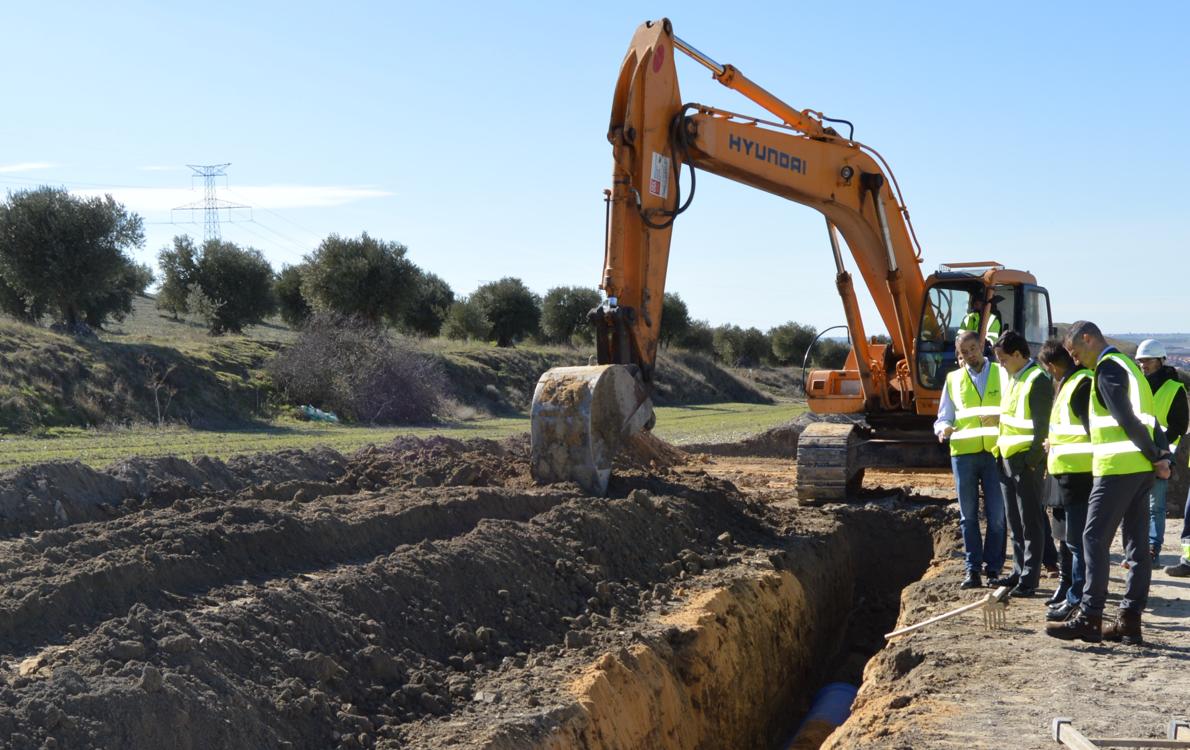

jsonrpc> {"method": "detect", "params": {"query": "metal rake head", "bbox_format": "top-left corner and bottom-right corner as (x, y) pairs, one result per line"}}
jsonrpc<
(981, 599), (1007, 630)
(980, 586), (1013, 630)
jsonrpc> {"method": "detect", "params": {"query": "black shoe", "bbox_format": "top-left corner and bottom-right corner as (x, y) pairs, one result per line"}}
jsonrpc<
(1046, 600), (1079, 622)
(960, 572), (982, 590)
(1045, 582), (1071, 606)
(1165, 562), (1190, 577)
(988, 574), (1019, 588)
(1010, 582), (1038, 598)
(1045, 609), (1102, 643)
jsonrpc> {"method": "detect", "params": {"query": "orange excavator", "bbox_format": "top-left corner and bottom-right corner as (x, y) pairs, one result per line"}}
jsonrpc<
(530, 19), (1054, 499)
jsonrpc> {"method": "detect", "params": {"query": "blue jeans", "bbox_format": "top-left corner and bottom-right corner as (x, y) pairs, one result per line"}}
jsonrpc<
(1055, 472), (1091, 605)
(1149, 477), (1168, 554)
(1064, 500), (1088, 605)
(952, 452), (1007, 575)
(1181, 484), (1190, 566)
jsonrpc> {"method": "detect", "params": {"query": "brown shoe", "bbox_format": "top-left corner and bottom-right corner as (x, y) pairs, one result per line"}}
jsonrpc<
(1102, 609), (1143, 645)
(1045, 609), (1102, 643)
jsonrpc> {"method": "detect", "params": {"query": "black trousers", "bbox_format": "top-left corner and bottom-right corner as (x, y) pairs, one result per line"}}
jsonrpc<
(1082, 471), (1153, 615)
(1000, 453), (1047, 587)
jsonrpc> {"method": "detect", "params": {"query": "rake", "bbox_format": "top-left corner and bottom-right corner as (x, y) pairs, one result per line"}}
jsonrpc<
(884, 585), (1012, 639)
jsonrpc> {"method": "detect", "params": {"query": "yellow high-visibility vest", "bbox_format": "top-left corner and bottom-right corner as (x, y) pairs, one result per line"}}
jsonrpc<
(946, 363), (1004, 456)
(998, 363), (1047, 459)
(1089, 352), (1157, 477)
(1047, 369), (1092, 475)
(1153, 378), (1186, 453)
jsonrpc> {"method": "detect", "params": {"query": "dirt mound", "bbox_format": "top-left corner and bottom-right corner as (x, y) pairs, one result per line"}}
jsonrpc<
(686, 411), (858, 458)
(0, 447), (347, 536)
(617, 430), (690, 471)
(344, 435), (535, 491)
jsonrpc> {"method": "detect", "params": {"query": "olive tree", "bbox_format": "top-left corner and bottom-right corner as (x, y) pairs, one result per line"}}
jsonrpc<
(0, 186), (147, 328)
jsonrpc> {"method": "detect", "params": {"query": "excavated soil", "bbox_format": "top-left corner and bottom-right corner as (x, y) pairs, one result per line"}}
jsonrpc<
(9, 431), (1182, 750)
(0, 435), (943, 749)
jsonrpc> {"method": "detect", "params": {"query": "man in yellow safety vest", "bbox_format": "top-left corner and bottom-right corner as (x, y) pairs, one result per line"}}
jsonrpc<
(959, 295), (1004, 347)
(934, 330), (1008, 590)
(991, 331), (1052, 598)
(1046, 322), (1172, 645)
(1135, 339), (1187, 562)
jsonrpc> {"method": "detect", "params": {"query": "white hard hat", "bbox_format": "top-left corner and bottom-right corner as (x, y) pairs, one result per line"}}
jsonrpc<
(1136, 339), (1166, 359)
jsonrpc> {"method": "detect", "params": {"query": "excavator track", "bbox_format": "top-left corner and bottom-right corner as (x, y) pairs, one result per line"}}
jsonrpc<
(795, 422), (865, 503)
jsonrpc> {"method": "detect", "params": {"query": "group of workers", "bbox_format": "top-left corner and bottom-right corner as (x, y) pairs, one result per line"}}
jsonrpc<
(935, 320), (1189, 645)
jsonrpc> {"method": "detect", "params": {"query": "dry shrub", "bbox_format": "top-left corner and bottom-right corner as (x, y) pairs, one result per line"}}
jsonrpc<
(268, 314), (445, 424)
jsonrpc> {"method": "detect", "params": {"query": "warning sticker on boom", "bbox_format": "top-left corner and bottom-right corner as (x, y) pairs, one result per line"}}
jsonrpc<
(649, 152), (670, 199)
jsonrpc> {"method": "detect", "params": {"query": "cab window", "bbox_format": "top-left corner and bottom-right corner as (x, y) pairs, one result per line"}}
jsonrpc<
(916, 285), (976, 390)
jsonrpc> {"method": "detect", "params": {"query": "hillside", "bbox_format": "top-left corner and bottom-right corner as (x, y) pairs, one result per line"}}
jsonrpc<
(0, 296), (780, 434)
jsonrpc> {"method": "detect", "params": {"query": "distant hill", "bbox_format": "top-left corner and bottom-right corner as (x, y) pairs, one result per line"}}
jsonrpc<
(0, 295), (776, 435)
(1108, 333), (1190, 366)
(1109, 333), (1190, 350)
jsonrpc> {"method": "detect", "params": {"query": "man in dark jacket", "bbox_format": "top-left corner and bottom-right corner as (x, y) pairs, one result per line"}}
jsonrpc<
(1136, 339), (1187, 562)
(992, 331), (1052, 597)
(1047, 322), (1171, 645)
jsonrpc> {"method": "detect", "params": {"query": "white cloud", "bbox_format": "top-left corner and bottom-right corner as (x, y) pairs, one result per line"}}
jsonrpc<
(137, 165), (181, 172)
(0, 162), (54, 173)
(72, 184), (394, 213)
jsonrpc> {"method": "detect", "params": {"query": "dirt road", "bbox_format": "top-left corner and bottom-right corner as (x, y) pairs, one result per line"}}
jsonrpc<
(819, 480), (1190, 749)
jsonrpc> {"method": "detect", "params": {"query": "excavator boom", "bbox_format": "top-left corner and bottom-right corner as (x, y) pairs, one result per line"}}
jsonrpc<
(598, 19), (925, 404)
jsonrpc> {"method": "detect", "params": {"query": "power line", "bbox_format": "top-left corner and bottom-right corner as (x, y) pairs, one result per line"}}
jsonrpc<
(223, 188), (323, 244)
(242, 218), (310, 250)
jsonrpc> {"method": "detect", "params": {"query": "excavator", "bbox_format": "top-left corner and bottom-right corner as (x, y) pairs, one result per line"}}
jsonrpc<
(530, 19), (1054, 500)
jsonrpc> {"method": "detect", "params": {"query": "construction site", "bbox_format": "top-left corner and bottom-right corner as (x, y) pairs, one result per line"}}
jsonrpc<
(0, 429), (1187, 749)
(2, 11), (1188, 750)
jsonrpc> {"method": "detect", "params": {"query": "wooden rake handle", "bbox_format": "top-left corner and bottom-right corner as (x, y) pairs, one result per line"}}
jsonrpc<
(884, 586), (1011, 639)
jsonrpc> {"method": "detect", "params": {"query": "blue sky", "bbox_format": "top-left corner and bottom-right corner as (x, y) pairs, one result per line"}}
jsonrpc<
(2, 1), (1186, 334)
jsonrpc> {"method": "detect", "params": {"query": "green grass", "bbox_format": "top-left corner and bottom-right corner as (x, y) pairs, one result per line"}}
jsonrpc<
(0, 402), (805, 471)
(96, 295), (297, 346)
(652, 401), (806, 444)
(0, 418), (528, 471)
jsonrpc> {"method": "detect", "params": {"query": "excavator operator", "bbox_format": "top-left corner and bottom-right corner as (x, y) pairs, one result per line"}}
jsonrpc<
(959, 295), (1004, 346)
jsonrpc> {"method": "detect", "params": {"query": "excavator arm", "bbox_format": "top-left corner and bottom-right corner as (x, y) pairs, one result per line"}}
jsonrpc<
(598, 19), (926, 402)
(531, 18), (930, 494)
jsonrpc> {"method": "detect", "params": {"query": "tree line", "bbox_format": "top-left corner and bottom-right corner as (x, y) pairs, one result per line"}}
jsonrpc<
(0, 186), (850, 368)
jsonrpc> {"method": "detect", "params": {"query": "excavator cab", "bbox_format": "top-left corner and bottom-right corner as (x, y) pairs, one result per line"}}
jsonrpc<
(915, 262), (1054, 394)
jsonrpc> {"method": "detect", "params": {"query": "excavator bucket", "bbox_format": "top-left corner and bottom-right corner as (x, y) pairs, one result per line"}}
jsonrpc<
(530, 365), (655, 495)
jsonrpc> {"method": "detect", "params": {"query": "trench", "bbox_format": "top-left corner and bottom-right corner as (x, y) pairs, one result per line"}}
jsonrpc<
(503, 503), (939, 750)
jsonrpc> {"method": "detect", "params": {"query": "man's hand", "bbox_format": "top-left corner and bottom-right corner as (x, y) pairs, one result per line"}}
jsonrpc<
(1025, 446), (1045, 469)
(1156, 458), (1172, 480)
(938, 425), (954, 443)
